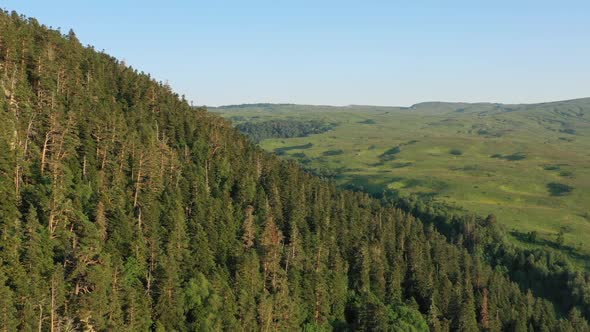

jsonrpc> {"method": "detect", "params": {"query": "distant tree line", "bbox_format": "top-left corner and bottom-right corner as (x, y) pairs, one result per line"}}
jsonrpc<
(235, 119), (336, 142)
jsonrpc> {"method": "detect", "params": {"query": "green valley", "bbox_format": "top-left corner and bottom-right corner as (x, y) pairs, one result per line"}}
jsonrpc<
(213, 100), (590, 265)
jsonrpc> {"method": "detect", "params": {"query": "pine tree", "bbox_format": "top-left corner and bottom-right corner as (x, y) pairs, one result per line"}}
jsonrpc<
(0, 267), (17, 332)
(568, 308), (590, 332)
(235, 251), (262, 331)
(184, 273), (223, 331)
(457, 278), (478, 332)
(19, 207), (52, 331)
(242, 205), (255, 249)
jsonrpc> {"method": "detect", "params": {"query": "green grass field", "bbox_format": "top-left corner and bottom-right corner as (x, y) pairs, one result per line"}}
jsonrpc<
(212, 99), (590, 267)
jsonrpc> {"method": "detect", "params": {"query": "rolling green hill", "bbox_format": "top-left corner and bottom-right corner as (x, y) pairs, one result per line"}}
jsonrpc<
(212, 99), (590, 264)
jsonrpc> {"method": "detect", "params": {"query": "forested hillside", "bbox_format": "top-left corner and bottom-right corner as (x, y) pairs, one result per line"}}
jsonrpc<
(1, 10), (589, 331)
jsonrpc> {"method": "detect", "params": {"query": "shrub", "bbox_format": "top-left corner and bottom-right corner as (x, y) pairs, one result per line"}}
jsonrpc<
(322, 149), (344, 156)
(449, 148), (463, 156)
(379, 146), (401, 161)
(383, 146), (401, 155)
(547, 182), (574, 196)
(491, 152), (525, 161)
(559, 128), (576, 135)
(504, 152), (526, 161)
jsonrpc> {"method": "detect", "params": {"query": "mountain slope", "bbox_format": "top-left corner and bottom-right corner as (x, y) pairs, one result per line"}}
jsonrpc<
(1, 10), (589, 331)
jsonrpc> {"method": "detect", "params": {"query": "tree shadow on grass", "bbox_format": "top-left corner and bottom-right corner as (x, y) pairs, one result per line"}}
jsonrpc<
(274, 143), (313, 155)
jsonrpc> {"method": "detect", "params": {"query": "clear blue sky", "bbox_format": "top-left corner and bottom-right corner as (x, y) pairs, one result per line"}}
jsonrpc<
(3, 1), (590, 106)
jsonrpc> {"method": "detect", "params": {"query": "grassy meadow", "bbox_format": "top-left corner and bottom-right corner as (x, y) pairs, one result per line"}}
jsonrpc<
(212, 99), (590, 267)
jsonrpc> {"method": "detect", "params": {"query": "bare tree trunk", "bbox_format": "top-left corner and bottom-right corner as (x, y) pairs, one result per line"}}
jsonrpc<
(204, 159), (210, 194)
(14, 161), (19, 198)
(37, 304), (43, 332)
(256, 154), (262, 179)
(41, 132), (50, 176)
(23, 114), (34, 157)
(101, 149), (107, 170)
(146, 246), (155, 296)
(133, 154), (143, 208)
(48, 205), (56, 235)
(82, 155), (86, 179)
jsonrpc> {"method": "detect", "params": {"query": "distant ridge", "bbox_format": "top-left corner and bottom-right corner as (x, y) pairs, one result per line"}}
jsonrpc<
(213, 97), (590, 110)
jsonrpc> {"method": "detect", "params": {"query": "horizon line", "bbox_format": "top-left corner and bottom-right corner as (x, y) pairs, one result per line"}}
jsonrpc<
(206, 96), (590, 109)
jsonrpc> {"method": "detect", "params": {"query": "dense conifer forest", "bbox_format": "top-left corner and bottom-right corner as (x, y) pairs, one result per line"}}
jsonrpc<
(0, 10), (589, 331)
